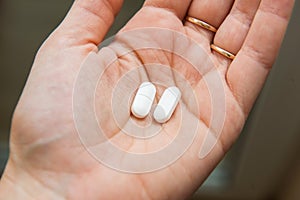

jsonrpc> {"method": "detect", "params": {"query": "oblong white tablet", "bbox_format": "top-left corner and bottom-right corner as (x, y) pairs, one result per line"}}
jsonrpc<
(131, 82), (156, 119)
(154, 86), (181, 123)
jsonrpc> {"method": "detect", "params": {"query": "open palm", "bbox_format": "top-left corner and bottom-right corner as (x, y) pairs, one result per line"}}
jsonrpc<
(0, 0), (294, 199)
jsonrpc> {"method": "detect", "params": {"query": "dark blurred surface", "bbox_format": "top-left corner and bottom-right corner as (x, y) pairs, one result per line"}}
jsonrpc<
(0, 1), (299, 200)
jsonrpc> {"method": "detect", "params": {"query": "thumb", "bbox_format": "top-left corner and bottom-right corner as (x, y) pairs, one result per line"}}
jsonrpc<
(52, 0), (124, 47)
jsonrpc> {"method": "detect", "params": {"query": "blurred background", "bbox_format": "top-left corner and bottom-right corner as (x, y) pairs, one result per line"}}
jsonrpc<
(0, 0), (299, 199)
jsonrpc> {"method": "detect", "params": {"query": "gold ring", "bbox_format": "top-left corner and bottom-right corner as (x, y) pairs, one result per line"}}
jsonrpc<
(186, 16), (217, 33)
(211, 44), (236, 60)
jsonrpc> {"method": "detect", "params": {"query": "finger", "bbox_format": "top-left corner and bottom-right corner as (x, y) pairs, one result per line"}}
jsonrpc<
(143, 0), (193, 20)
(227, 0), (295, 114)
(53, 0), (123, 46)
(185, 0), (234, 39)
(213, 0), (261, 56)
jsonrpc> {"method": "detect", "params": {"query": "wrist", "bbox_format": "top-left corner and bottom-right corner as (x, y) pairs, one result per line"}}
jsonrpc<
(0, 159), (64, 200)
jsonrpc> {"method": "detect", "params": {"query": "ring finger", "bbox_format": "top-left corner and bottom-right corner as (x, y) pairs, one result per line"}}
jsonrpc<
(213, 0), (261, 58)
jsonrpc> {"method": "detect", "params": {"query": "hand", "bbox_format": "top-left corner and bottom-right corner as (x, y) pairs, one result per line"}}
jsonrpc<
(0, 0), (294, 199)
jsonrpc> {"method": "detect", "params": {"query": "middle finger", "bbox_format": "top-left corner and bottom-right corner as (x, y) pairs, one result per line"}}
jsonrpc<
(185, 0), (234, 40)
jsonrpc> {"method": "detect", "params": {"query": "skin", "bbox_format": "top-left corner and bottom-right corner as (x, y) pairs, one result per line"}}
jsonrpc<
(0, 0), (295, 199)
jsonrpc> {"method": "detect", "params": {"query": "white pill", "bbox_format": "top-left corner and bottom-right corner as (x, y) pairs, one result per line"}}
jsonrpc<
(131, 82), (156, 119)
(154, 86), (181, 123)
